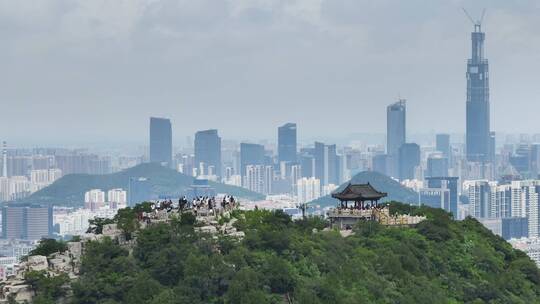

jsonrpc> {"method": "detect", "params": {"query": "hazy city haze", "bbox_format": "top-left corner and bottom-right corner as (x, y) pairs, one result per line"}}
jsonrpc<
(1, 0), (539, 144)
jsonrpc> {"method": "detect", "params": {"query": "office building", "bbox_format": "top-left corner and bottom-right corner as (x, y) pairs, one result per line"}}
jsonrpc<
(426, 154), (449, 178)
(314, 142), (338, 186)
(149, 117), (172, 167)
(240, 143), (265, 177)
(300, 154), (315, 178)
(398, 143), (420, 180)
(466, 22), (491, 162)
(372, 154), (388, 176)
(278, 123), (297, 163)
(2, 206), (53, 240)
(530, 144), (540, 178)
(194, 130), (221, 177)
(419, 188), (450, 211)
(2, 142), (6, 178)
(502, 217), (528, 240)
(387, 100), (406, 177)
(436, 134), (451, 159)
(426, 177), (458, 218)
(128, 177), (152, 206)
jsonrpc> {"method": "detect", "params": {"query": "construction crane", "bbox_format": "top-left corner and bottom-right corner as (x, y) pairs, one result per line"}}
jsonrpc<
(462, 8), (486, 32)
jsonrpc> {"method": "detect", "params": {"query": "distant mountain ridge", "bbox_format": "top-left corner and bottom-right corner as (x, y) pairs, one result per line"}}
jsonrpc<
(309, 171), (418, 207)
(20, 163), (264, 207)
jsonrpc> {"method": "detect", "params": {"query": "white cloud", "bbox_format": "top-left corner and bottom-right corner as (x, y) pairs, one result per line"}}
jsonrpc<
(0, 0), (539, 143)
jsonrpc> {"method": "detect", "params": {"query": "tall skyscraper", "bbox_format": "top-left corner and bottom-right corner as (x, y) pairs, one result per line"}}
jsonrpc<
(278, 123), (297, 163)
(194, 129), (222, 177)
(314, 142), (338, 186)
(398, 143), (419, 180)
(300, 154), (315, 178)
(466, 22), (490, 162)
(387, 100), (406, 177)
(149, 117), (172, 167)
(489, 131), (496, 164)
(240, 143), (265, 177)
(2, 141), (6, 178)
(436, 134), (451, 159)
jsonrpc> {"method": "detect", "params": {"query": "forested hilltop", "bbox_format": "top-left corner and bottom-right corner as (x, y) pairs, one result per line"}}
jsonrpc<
(32, 203), (540, 304)
(20, 163), (263, 207)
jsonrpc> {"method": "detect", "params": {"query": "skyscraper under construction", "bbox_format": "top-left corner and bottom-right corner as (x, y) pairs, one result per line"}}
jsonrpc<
(466, 20), (491, 162)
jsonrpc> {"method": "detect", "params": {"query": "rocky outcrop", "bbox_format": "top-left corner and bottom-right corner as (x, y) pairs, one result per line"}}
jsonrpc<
(1, 208), (244, 303)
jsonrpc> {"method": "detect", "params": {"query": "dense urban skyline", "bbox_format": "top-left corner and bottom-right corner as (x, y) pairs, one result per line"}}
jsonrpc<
(1, 1), (540, 144)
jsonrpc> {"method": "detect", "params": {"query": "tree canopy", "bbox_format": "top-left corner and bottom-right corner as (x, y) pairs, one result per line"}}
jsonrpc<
(67, 203), (540, 303)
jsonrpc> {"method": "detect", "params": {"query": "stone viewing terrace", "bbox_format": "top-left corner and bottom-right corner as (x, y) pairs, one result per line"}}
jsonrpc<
(328, 183), (425, 229)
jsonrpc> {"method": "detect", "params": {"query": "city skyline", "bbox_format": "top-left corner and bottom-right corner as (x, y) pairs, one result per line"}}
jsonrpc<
(1, 1), (540, 144)
(3, 3), (540, 301)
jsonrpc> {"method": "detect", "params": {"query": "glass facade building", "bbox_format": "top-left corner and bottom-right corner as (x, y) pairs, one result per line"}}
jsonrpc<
(466, 24), (490, 162)
(278, 123), (297, 164)
(149, 117), (172, 167)
(194, 129), (222, 177)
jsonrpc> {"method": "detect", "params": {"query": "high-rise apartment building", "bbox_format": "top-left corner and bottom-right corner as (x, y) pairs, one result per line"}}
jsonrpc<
(84, 189), (106, 211)
(297, 177), (321, 203)
(107, 188), (127, 209)
(468, 180), (491, 218)
(244, 165), (273, 195)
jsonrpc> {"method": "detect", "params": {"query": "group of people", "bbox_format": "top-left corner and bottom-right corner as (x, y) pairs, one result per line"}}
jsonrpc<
(143, 195), (237, 217)
(151, 200), (175, 212)
(339, 201), (386, 211)
(191, 195), (237, 211)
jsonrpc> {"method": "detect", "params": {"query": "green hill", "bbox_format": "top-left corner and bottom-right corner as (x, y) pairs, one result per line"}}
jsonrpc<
(310, 171), (418, 207)
(20, 163), (264, 206)
(32, 203), (540, 303)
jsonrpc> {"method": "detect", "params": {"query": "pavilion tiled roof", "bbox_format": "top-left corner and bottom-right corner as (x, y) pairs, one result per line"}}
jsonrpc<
(331, 183), (387, 201)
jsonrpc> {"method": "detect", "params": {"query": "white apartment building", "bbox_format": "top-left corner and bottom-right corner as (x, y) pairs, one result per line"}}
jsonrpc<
(244, 165), (273, 195)
(465, 179), (540, 237)
(297, 177), (321, 203)
(509, 237), (540, 267)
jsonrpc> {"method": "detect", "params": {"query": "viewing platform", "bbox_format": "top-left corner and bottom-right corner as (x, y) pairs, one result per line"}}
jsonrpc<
(328, 183), (425, 229)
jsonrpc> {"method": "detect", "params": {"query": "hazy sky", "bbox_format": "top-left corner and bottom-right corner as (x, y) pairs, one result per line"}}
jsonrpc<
(1, 0), (539, 145)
